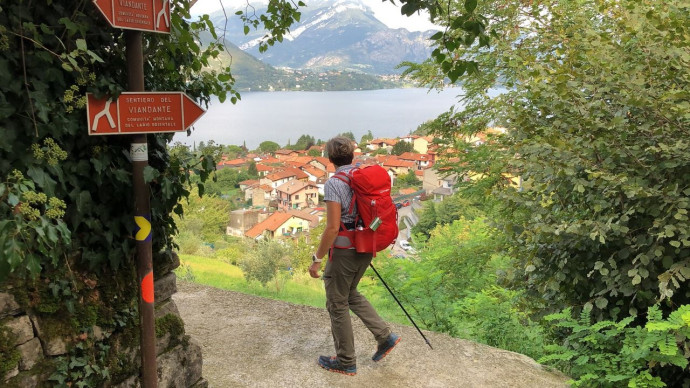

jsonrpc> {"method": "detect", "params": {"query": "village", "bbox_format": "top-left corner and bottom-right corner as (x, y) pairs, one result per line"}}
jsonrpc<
(218, 134), (466, 243)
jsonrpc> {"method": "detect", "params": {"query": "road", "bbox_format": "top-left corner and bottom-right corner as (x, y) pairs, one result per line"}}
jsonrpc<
(391, 200), (419, 257)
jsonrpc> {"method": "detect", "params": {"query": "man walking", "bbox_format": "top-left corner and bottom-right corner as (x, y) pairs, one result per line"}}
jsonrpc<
(309, 136), (400, 376)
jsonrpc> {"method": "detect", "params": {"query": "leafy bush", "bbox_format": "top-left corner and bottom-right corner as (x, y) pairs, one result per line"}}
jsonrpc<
(453, 287), (549, 360)
(540, 305), (690, 387)
(239, 240), (290, 290)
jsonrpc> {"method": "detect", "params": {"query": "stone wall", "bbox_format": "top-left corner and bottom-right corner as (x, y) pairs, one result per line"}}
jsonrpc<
(1, 253), (206, 387)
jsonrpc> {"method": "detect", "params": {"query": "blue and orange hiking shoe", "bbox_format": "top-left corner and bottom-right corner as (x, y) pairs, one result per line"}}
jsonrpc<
(318, 356), (357, 376)
(372, 333), (401, 362)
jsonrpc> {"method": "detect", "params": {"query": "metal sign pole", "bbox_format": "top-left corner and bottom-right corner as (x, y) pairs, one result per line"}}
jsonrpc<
(125, 29), (157, 388)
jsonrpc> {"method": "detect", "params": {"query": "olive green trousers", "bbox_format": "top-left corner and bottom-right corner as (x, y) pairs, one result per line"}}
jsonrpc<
(323, 248), (391, 367)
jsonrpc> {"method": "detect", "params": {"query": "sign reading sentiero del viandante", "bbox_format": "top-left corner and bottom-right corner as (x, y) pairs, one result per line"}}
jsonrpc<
(86, 92), (206, 135)
(93, 0), (171, 33)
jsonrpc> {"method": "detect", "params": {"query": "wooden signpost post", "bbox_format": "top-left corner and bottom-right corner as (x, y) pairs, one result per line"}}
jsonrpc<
(89, 2), (204, 386)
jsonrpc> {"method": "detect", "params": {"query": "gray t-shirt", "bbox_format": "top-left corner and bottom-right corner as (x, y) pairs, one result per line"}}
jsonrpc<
(324, 165), (356, 225)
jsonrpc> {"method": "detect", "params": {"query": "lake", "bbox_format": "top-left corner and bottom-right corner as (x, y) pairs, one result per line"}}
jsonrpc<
(172, 88), (464, 149)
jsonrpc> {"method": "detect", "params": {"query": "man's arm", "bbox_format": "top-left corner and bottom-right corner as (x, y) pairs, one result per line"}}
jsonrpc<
(309, 200), (341, 278)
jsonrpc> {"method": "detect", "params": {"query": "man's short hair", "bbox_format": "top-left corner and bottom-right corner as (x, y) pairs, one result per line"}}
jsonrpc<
(326, 136), (355, 167)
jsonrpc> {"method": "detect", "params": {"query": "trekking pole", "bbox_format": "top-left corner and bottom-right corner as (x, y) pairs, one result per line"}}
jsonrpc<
(369, 263), (433, 350)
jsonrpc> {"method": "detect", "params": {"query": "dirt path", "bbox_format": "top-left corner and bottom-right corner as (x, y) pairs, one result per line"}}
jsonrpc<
(173, 281), (568, 388)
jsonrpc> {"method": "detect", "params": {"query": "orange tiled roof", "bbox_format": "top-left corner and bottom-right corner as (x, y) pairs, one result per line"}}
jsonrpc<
(265, 167), (309, 182)
(382, 157), (415, 168)
(255, 164), (275, 173)
(239, 179), (259, 186)
(245, 212), (293, 238)
(287, 210), (320, 228)
(276, 180), (317, 194)
(301, 165), (326, 178)
(398, 152), (430, 162)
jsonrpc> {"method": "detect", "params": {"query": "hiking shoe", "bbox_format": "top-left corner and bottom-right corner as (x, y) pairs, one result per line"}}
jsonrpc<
(318, 356), (357, 376)
(372, 333), (401, 362)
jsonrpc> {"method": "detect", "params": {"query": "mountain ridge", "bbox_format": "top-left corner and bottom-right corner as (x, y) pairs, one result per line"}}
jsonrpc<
(201, 0), (435, 75)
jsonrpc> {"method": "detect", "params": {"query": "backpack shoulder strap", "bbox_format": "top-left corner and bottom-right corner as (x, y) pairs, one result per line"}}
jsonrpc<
(331, 169), (356, 215)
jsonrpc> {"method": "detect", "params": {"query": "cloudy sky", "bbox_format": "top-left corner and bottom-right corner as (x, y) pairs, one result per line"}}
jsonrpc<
(190, 0), (439, 32)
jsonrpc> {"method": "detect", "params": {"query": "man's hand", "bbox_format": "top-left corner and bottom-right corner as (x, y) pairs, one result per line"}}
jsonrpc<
(309, 262), (321, 278)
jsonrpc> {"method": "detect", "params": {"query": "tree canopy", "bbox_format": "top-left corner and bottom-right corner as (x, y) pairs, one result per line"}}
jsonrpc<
(412, 0), (690, 320)
(258, 140), (280, 153)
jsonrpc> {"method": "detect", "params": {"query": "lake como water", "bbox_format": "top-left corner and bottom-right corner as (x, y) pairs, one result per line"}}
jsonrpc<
(172, 88), (464, 149)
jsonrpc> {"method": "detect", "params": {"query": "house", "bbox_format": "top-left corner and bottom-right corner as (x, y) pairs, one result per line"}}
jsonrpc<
(226, 209), (267, 237)
(276, 180), (319, 210)
(251, 184), (273, 207)
(244, 212), (313, 240)
(309, 157), (336, 177)
(284, 156), (313, 166)
(367, 138), (398, 151)
(382, 157), (415, 176)
(412, 136), (433, 154)
(309, 157), (330, 171)
(217, 158), (247, 170)
(287, 209), (320, 229)
(238, 179), (259, 193)
(274, 149), (298, 160)
(300, 165), (327, 182)
(254, 163), (274, 177)
(422, 168), (458, 199)
(260, 167), (309, 190)
(398, 152), (432, 170)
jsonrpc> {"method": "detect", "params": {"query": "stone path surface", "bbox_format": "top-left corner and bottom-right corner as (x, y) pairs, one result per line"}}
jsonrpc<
(174, 281), (569, 388)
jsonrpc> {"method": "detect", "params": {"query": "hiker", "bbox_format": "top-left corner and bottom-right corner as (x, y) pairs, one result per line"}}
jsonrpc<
(309, 136), (400, 376)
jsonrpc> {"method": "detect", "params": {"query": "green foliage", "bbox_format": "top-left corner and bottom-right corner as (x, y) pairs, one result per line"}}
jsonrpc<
(339, 131), (356, 141)
(236, 0), (306, 53)
(204, 167), (252, 196)
(540, 305), (690, 387)
(421, 0), (690, 322)
(359, 130), (374, 146)
(307, 149), (321, 157)
(395, 170), (420, 188)
(0, 326), (21, 377)
(239, 240), (290, 290)
(0, 169), (71, 278)
(49, 340), (111, 388)
(453, 286), (548, 360)
(175, 187), (230, 244)
(247, 161), (258, 177)
(391, 141), (414, 155)
(0, 1), (234, 280)
(373, 217), (546, 360)
(288, 134), (315, 151)
(412, 194), (483, 239)
(258, 141), (280, 153)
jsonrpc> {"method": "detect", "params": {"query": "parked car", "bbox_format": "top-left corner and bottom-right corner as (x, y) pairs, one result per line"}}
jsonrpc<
(402, 200), (411, 207)
(395, 202), (403, 209)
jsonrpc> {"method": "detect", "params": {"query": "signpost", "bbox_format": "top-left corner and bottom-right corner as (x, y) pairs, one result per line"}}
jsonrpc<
(86, 92), (205, 135)
(89, 1), (204, 386)
(93, 0), (171, 33)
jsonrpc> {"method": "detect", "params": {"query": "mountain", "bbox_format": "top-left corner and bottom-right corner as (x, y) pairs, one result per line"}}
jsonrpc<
(202, 33), (402, 91)
(201, 0), (435, 75)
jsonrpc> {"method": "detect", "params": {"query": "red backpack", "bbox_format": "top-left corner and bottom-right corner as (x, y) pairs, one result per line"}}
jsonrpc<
(332, 165), (398, 255)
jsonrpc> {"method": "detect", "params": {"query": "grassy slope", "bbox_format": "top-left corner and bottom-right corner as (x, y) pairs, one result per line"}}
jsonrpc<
(176, 254), (409, 325)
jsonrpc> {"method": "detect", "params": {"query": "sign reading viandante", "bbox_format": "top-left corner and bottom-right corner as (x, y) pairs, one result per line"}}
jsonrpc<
(93, 0), (171, 33)
(86, 92), (205, 135)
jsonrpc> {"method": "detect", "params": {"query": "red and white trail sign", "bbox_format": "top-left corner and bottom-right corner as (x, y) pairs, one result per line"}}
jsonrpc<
(93, 0), (171, 33)
(86, 92), (205, 135)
